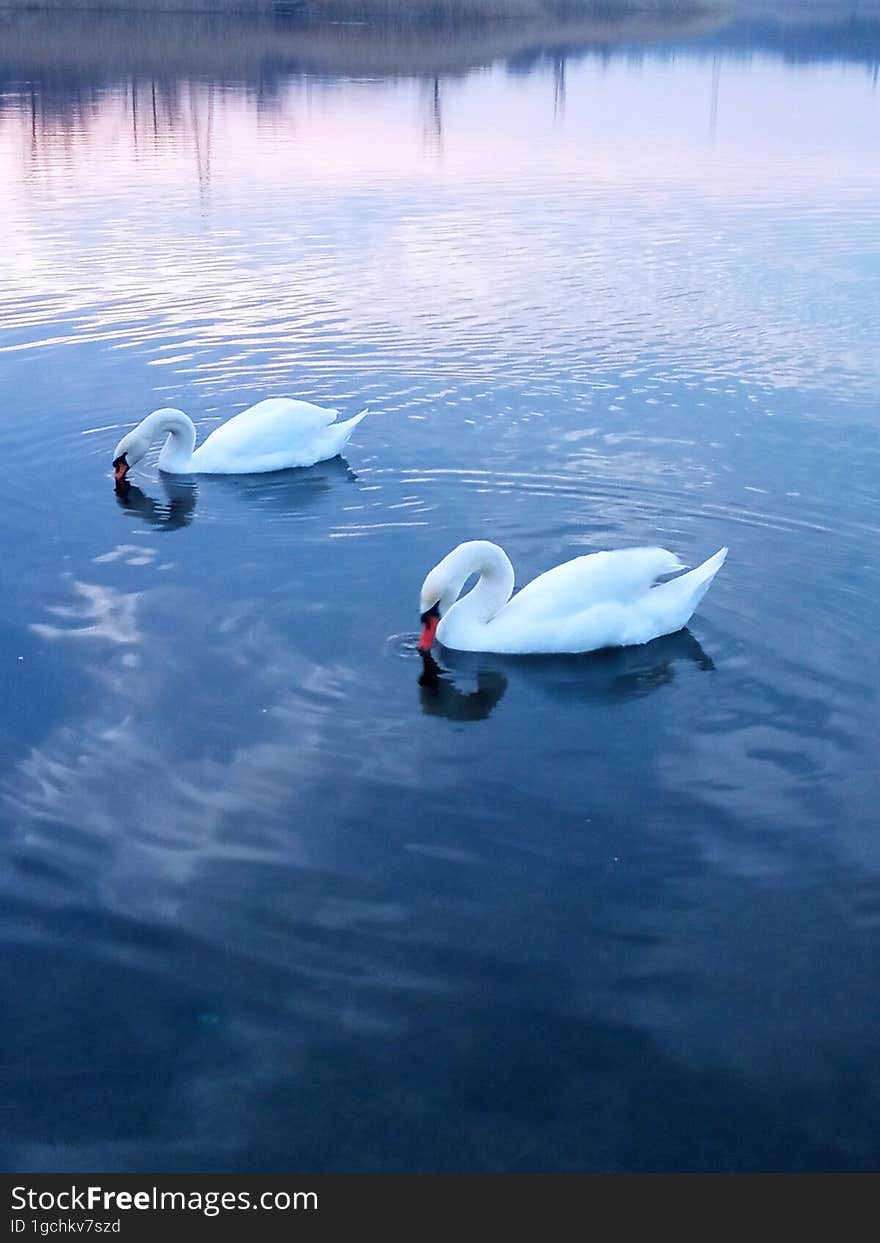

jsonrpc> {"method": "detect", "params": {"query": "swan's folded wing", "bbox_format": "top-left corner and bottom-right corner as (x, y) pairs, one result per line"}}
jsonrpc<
(197, 398), (339, 460)
(499, 547), (686, 625)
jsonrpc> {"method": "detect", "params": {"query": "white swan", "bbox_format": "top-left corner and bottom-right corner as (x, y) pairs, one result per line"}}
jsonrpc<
(112, 398), (368, 480)
(418, 540), (728, 655)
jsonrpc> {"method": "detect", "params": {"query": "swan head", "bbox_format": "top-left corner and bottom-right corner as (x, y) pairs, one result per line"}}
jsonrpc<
(112, 428), (149, 482)
(418, 601), (441, 652)
(418, 553), (466, 651)
(112, 408), (192, 481)
(418, 564), (451, 651)
(418, 541), (515, 651)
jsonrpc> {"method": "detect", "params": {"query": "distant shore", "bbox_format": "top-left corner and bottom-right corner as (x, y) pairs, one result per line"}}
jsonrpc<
(0, 0), (724, 14)
(0, 0), (875, 85)
(0, 6), (728, 82)
(0, 0), (872, 19)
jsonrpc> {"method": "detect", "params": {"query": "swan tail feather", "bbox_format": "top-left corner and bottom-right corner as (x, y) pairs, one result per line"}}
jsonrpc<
(649, 546), (727, 621)
(334, 408), (369, 438)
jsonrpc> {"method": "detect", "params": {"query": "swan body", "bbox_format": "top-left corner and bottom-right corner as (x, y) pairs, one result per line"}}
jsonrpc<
(419, 540), (727, 655)
(112, 398), (368, 477)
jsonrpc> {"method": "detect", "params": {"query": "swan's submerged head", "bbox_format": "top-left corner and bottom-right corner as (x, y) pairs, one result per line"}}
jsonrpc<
(418, 602), (441, 652)
(418, 541), (514, 650)
(418, 557), (456, 651)
(111, 409), (193, 480)
(112, 428), (149, 480)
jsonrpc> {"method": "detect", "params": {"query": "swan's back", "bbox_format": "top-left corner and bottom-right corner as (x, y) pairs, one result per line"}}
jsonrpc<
(501, 547), (685, 626)
(460, 545), (726, 654)
(191, 398), (342, 473)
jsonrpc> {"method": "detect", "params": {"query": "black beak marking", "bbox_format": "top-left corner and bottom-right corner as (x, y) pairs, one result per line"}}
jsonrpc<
(420, 602), (441, 624)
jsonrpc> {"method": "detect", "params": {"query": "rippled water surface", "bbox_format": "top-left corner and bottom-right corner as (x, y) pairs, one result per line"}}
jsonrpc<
(2, 8), (880, 1171)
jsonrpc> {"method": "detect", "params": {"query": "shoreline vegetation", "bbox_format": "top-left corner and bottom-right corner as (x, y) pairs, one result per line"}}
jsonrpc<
(0, 6), (729, 82)
(1, 0), (871, 12)
(0, 0), (721, 12)
(0, 2), (876, 83)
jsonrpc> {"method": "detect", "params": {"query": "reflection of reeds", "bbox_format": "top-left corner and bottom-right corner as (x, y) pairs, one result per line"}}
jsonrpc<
(0, 8), (725, 84)
(18, 77), (221, 188)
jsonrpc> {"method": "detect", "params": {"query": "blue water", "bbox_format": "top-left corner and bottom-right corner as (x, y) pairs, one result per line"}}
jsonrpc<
(1, 7), (880, 1172)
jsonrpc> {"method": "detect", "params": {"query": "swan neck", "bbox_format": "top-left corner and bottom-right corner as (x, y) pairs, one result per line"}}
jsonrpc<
(148, 408), (196, 471)
(446, 542), (515, 626)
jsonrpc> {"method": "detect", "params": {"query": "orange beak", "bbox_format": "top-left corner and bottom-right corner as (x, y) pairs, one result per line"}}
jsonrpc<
(113, 455), (129, 483)
(418, 608), (440, 652)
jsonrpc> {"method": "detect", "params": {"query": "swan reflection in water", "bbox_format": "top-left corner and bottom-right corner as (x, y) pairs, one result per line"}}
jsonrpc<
(534, 627), (716, 703)
(210, 455), (357, 513)
(418, 628), (714, 720)
(419, 651), (508, 721)
(114, 475), (197, 530)
(113, 457), (357, 530)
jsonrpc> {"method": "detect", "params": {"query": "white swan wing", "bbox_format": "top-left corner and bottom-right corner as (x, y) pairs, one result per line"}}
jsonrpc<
(467, 547), (725, 654)
(190, 398), (359, 472)
(498, 547), (686, 626)
(196, 399), (337, 455)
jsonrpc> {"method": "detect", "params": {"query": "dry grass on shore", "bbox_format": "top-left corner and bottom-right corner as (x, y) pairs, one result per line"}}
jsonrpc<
(0, 6), (725, 81)
(0, 0), (718, 13)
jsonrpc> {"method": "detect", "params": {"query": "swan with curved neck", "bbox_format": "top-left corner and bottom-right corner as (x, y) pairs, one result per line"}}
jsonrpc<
(112, 397), (368, 480)
(418, 540), (727, 655)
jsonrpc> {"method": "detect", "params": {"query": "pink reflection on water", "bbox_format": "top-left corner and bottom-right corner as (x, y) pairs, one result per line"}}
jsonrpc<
(1, 56), (878, 197)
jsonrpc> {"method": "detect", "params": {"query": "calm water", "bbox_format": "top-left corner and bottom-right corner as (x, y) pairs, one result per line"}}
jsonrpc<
(2, 8), (880, 1172)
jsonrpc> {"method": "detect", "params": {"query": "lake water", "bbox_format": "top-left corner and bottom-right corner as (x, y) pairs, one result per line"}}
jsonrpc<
(1, 6), (879, 1173)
